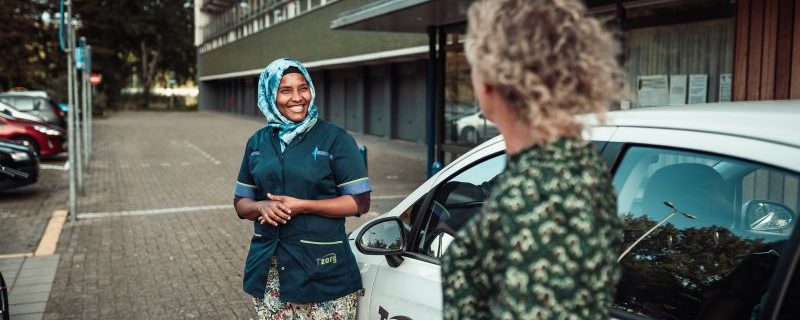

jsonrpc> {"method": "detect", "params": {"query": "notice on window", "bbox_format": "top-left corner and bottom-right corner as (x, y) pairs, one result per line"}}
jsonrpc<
(688, 74), (708, 104)
(637, 75), (669, 107)
(669, 75), (687, 106)
(719, 73), (732, 102)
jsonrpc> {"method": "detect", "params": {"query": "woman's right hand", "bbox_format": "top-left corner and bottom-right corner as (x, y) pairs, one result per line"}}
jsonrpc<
(255, 200), (292, 226)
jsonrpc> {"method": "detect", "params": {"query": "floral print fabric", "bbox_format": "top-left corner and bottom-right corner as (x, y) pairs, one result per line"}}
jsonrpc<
(252, 257), (360, 320)
(441, 138), (623, 320)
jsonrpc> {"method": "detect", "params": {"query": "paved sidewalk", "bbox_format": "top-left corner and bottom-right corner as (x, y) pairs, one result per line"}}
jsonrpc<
(41, 111), (427, 319)
(0, 255), (60, 320)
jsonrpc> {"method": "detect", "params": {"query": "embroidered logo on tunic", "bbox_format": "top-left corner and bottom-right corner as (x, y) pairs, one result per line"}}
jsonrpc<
(317, 253), (337, 266)
(250, 150), (260, 156)
(312, 145), (333, 160)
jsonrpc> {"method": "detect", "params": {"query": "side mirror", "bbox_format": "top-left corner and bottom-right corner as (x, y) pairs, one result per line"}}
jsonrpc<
(356, 216), (407, 267)
(745, 200), (795, 232)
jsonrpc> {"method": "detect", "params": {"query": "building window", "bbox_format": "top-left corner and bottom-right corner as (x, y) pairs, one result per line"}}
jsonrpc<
(287, 2), (297, 19)
(273, 9), (284, 23)
(625, 18), (735, 108)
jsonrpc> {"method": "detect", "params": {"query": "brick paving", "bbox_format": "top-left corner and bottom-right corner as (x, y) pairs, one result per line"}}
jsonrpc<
(35, 111), (426, 319)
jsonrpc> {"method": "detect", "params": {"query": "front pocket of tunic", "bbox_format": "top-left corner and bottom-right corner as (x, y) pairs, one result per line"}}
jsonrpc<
(298, 240), (351, 281)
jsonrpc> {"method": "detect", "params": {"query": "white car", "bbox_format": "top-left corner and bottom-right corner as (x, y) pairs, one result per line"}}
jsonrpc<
(0, 100), (44, 123)
(453, 111), (498, 144)
(349, 101), (800, 320)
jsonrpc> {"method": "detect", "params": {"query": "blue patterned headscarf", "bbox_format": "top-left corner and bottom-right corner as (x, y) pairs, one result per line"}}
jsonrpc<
(257, 58), (319, 146)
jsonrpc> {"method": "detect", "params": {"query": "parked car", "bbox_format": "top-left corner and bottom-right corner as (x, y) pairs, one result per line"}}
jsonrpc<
(453, 111), (498, 144)
(0, 269), (8, 320)
(0, 139), (38, 190)
(350, 101), (800, 320)
(0, 113), (65, 157)
(0, 91), (66, 128)
(0, 100), (44, 123)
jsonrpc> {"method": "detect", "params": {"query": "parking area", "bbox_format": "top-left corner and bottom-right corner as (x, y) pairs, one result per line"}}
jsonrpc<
(0, 155), (68, 256)
(0, 111), (426, 319)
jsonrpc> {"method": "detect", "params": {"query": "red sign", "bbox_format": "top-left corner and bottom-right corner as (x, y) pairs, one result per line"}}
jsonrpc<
(89, 73), (102, 86)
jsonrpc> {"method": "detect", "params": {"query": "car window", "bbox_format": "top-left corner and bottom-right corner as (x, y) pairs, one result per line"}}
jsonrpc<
(33, 99), (54, 118)
(612, 146), (798, 319)
(3, 97), (37, 111)
(416, 153), (506, 259)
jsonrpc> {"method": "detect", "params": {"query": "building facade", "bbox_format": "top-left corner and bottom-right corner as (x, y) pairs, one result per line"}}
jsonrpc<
(195, 0), (432, 143)
(196, 0), (800, 171)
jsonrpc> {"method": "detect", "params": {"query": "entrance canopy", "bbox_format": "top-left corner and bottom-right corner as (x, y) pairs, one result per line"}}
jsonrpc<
(330, 0), (473, 32)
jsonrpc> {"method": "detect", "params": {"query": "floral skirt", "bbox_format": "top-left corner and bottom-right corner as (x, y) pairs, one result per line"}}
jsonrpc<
(252, 257), (361, 320)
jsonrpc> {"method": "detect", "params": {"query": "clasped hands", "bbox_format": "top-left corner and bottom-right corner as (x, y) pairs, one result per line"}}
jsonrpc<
(257, 193), (305, 226)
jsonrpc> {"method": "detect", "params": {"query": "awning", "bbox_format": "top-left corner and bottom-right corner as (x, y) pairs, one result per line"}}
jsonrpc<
(330, 0), (710, 33)
(330, 0), (474, 33)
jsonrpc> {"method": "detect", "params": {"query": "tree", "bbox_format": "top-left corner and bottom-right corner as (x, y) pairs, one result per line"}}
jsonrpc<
(0, 0), (195, 109)
(0, 0), (65, 96)
(75, 0), (195, 109)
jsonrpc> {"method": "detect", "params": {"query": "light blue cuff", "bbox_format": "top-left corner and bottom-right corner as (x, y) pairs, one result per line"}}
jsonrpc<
(234, 181), (257, 198)
(337, 178), (371, 195)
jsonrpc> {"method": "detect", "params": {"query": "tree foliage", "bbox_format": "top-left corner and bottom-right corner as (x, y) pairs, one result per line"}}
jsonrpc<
(0, 0), (195, 108)
(0, 1), (65, 95)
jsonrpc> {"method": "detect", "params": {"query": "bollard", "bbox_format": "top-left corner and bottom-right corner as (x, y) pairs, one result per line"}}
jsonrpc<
(359, 145), (367, 174)
(431, 161), (443, 176)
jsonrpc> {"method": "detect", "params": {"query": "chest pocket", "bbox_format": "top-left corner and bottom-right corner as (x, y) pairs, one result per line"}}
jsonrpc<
(248, 149), (281, 197)
(302, 147), (334, 196)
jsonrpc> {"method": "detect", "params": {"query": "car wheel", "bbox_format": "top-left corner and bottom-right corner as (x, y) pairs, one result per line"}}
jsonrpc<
(459, 127), (477, 144)
(12, 136), (40, 156)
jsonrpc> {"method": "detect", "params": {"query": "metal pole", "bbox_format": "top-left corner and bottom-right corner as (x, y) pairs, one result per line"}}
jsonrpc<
(65, 0), (77, 221)
(82, 40), (89, 169)
(75, 36), (83, 196)
(86, 45), (92, 162)
(426, 26), (436, 178)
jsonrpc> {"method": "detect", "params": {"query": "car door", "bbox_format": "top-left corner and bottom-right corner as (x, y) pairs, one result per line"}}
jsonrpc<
(605, 126), (800, 320)
(362, 148), (507, 320)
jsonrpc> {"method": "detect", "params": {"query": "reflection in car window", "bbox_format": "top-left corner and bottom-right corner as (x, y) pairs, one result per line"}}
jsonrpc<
(418, 153), (506, 258)
(612, 146), (798, 319)
(360, 220), (404, 251)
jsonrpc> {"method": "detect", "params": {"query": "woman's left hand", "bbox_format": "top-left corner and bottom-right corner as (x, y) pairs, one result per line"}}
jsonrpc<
(267, 193), (306, 216)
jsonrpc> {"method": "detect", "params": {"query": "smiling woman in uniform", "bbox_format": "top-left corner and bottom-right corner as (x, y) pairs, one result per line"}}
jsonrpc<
(233, 58), (371, 320)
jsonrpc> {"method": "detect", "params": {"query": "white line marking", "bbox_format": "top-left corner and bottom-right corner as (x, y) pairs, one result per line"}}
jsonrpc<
(371, 195), (407, 200)
(184, 140), (221, 165)
(40, 164), (67, 171)
(0, 252), (33, 259)
(77, 204), (232, 219)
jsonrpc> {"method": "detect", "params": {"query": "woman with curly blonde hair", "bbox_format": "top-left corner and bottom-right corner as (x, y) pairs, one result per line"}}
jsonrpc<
(440, 0), (626, 319)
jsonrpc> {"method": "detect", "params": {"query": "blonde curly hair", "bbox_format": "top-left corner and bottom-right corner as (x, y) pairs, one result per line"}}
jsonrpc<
(465, 0), (625, 142)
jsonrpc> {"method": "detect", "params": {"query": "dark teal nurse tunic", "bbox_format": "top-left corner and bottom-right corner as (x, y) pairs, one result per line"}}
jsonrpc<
(234, 119), (370, 303)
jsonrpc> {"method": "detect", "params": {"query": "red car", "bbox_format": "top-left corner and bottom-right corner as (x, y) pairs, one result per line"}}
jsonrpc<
(0, 113), (65, 157)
